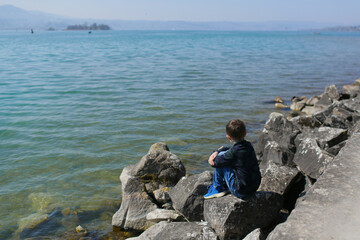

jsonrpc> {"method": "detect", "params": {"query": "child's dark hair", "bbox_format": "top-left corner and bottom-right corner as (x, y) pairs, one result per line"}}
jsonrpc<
(226, 119), (246, 141)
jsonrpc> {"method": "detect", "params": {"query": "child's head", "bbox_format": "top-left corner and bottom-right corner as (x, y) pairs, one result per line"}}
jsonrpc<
(226, 119), (246, 142)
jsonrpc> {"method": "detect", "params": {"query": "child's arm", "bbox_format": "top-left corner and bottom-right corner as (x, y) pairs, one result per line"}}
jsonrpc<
(208, 151), (218, 166)
(212, 148), (236, 168)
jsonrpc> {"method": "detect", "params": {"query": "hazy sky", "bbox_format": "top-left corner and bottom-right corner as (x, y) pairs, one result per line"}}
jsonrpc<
(1, 0), (360, 24)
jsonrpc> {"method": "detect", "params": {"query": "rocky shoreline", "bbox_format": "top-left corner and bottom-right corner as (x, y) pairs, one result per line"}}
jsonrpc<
(112, 78), (360, 240)
(14, 78), (360, 239)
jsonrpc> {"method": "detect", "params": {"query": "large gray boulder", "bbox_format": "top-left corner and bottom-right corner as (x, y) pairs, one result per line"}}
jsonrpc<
(255, 113), (300, 168)
(293, 138), (334, 179)
(314, 93), (333, 107)
(343, 97), (360, 113)
(290, 115), (322, 129)
(294, 126), (348, 150)
(169, 171), (213, 221)
(204, 192), (283, 240)
(341, 81), (360, 99)
(112, 171), (158, 231)
(267, 130), (360, 240)
(112, 143), (186, 231)
(259, 162), (303, 196)
(131, 142), (186, 192)
(313, 101), (359, 129)
(324, 84), (340, 101)
(128, 221), (218, 240)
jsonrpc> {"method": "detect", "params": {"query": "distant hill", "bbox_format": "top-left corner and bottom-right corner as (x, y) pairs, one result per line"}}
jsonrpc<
(0, 4), (72, 30)
(0, 4), (347, 31)
(320, 25), (360, 32)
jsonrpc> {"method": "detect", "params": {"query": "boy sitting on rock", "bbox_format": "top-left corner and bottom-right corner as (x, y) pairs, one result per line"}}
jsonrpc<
(205, 119), (261, 199)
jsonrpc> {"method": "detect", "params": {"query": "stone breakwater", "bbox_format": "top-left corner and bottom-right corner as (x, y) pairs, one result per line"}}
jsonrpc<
(111, 78), (360, 240)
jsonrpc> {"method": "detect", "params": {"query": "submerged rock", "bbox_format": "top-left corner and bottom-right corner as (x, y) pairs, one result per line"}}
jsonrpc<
(204, 192), (283, 240)
(18, 209), (63, 239)
(275, 103), (288, 109)
(169, 171), (213, 221)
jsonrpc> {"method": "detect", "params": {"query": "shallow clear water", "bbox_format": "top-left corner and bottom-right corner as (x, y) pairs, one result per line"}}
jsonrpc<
(1, 30), (360, 238)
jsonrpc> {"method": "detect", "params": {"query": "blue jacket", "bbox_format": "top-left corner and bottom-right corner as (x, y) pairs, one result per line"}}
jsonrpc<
(213, 140), (261, 195)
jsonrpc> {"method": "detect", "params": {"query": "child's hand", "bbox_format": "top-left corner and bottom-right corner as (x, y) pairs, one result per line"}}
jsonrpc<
(208, 151), (218, 166)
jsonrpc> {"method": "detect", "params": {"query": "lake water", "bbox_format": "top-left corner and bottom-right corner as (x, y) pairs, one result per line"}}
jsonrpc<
(1, 30), (360, 239)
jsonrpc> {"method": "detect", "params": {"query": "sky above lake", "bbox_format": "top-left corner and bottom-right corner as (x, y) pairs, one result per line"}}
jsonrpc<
(1, 0), (359, 24)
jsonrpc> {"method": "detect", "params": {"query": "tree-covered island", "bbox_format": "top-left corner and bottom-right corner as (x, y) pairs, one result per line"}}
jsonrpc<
(66, 23), (111, 30)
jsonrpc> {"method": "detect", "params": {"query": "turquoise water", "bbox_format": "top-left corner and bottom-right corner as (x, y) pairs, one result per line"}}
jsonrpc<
(1, 30), (360, 239)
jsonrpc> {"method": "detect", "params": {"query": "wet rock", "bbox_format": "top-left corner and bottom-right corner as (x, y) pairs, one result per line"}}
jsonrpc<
(255, 112), (300, 168)
(146, 209), (183, 223)
(75, 225), (87, 233)
(274, 103), (288, 109)
(259, 162), (302, 196)
(275, 96), (284, 103)
(293, 138), (334, 179)
(19, 209), (63, 239)
(169, 171), (213, 221)
(243, 228), (263, 240)
(112, 143), (186, 231)
(128, 221), (218, 240)
(204, 192), (283, 240)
